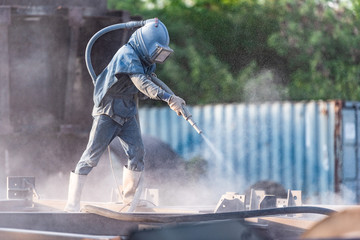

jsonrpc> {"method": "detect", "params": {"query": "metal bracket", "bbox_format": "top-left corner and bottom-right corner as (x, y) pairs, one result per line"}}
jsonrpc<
(7, 176), (38, 200)
(275, 190), (302, 217)
(249, 189), (277, 210)
(288, 190), (302, 206)
(276, 190), (302, 208)
(214, 192), (245, 213)
(144, 188), (159, 207)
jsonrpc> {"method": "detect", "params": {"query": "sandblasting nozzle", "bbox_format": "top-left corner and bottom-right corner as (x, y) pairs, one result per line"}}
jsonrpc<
(187, 117), (203, 134)
(181, 105), (203, 134)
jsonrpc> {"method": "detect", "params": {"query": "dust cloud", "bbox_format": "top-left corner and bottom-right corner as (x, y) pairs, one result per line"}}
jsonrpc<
(243, 69), (288, 102)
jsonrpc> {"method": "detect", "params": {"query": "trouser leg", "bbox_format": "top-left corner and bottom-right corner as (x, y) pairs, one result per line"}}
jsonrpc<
(118, 116), (145, 212)
(75, 115), (121, 175)
(118, 116), (145, 171)
(65, 115), (121, 211)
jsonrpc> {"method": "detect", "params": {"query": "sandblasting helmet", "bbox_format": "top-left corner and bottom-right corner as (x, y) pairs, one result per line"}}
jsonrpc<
(133, 18), (173, 64)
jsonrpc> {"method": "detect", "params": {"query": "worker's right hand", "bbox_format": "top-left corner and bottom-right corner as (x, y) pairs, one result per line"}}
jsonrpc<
(168, 95), (186, 116)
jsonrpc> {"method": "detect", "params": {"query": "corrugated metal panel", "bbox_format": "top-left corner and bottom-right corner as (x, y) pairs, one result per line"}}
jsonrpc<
(139, 101), (342, 201)
(341, 102), (360, 203)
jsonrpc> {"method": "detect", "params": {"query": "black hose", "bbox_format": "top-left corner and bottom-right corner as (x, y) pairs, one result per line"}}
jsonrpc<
(83, 205), (336, 223)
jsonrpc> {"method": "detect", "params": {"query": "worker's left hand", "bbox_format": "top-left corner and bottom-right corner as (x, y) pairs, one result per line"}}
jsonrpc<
(168, 95), (186, 116)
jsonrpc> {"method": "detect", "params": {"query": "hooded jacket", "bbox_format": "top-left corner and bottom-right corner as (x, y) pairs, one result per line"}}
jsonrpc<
(91, 31), (169, 122)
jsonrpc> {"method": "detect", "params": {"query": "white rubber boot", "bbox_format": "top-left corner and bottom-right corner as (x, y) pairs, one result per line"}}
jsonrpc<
(64, 171), (86, 212)
(122, 166), (143, 212)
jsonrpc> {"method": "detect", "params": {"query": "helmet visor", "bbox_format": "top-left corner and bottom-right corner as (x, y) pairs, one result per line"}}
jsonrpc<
(151, 46), (173, 63)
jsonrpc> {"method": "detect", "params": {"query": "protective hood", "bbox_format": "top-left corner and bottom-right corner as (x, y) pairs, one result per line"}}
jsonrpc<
(128, 18), (173, 65)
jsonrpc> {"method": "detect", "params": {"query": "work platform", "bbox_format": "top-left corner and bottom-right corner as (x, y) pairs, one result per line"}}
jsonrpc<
(0, 177), (357, 240)
(0, 197), (341, 240)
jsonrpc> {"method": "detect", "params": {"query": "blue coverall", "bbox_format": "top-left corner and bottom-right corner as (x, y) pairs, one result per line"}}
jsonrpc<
(74, 34), (171, 175)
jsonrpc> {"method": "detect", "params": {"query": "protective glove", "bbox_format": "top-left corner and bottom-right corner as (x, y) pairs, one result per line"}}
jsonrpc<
(168, 95), (186, 116)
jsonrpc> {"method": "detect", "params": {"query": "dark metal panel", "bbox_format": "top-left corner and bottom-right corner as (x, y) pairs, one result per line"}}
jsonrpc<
(0, 6), (12, 134)
(64, 7), (84, 123)
(341, 102), (360, 203)
(8, 14), (70, 132)
(0, 212), (139, 236)
(0, 0), (107, 10)
(0, 228), (120, 240)
(0, 4), (137, 132)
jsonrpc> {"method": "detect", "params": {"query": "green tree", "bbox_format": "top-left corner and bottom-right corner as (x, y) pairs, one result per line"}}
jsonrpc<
(108, 0), (288, 104)
(108, 0), (360, 102)
(268, 0), (360, 100)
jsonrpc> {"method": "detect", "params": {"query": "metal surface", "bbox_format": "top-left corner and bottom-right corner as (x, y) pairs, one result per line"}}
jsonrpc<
(0, 6), (11, 134)
(0, 2), (140, 134)
(0, 212), (139, 236)
(0, 2), (142, 199)
(341, 102), (360, 203)
(138, 100), (359, 202)
(83, 205), (336, 223)
(7, 176), (35, 200)
(276, 190), (302, 208)
(0, 196), (346, 239)
(127, 219), (266, 240)
(214, 192), (245, 213)
(0, 228), (120, 240)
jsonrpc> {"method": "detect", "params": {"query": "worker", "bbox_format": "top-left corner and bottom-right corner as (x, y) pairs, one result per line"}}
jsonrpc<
(64, 18), (186, 212)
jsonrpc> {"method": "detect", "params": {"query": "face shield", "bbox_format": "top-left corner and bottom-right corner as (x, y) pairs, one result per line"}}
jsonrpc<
(150, 45), (174, 63)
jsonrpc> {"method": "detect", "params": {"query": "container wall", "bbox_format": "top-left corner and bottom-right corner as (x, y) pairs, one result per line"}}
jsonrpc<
(139, 101), (340, 201)
(341, 102), (360, 203)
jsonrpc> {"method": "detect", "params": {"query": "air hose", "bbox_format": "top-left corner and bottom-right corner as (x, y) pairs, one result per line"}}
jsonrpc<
(83, 205), (336, 223)
(85, 20), (148, 83)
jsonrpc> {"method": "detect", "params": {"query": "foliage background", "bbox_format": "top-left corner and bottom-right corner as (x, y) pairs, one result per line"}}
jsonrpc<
(108, 0), (360, 105)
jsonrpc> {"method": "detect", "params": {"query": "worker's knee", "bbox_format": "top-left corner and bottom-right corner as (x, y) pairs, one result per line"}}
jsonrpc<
(74, 161), (94, 175)
(137, 143), (145, 159)
(127, 144), (145, 171)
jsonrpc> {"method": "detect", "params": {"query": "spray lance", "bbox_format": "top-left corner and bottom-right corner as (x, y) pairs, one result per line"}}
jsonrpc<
(150, 75), (203, 134)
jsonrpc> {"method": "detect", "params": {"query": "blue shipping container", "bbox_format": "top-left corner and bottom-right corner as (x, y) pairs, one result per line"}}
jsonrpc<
(139, 100), (360, 204)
